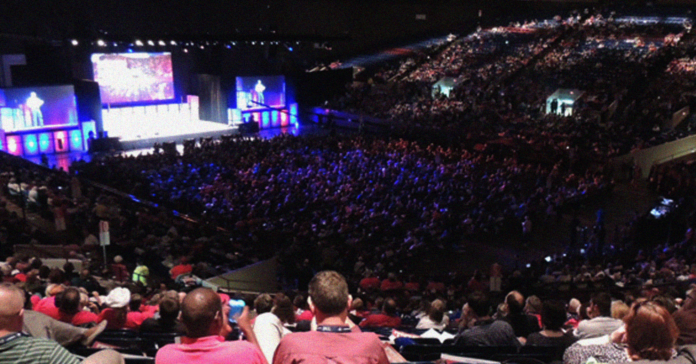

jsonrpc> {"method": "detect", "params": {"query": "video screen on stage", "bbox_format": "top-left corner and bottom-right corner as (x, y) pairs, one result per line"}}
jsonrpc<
(236, 76), (286, 110)
(91, 52), (175, 105)
(0, 86), (78, 132)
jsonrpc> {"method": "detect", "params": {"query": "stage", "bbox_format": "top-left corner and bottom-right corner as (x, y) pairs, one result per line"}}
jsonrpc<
(102, 103), (239, 150)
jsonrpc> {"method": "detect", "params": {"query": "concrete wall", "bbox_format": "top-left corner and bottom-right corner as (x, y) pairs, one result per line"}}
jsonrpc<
(614, 135), (696, 178)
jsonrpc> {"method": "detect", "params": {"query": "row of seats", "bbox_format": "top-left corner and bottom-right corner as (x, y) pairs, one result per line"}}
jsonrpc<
(68, 330), (180, 364)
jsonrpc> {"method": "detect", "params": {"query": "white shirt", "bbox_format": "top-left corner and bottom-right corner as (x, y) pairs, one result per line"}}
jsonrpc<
(253, 312), (290, 363)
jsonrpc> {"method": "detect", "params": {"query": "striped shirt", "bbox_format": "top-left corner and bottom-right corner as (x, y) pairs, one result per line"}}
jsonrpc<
(0, 333), (81, 364)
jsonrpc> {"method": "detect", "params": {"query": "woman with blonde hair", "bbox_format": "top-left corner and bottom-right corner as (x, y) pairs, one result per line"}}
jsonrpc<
(416, 299), (449, 330)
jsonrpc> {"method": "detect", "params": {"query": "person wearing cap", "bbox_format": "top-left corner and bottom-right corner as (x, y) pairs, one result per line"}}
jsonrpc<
(97, 287), (132, 330)
(155, 287), (265, 364)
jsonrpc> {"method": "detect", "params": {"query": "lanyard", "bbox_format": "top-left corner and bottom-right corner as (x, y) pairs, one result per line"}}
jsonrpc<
(0, 333), (26, 346)
(316, 325), (352, 333)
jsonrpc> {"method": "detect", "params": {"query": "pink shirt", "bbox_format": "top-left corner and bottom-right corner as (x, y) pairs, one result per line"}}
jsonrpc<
(35, 296), (60, 320)
(273, 330), (389, 364)
(155, 336), (266, 364)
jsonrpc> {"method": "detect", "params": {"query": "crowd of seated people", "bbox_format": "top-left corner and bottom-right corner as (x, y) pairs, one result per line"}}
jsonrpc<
(1, 257), (696, 364)
(2, 5), (696, 364)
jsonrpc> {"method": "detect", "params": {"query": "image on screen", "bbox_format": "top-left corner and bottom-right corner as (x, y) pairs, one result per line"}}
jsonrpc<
(91, 52), (175, 105)
(236, 76), (286, 110)
(0, 86), (78, 132)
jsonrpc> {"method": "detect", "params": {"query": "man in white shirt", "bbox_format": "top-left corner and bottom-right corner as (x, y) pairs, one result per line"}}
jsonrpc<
(575, 292), (623, 339)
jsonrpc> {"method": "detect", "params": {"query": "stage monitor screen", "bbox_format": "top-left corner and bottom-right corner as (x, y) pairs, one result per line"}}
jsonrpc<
(236, 76), (285, 110)
(91, 52), (175, 105)
(0, 86), (78, 132)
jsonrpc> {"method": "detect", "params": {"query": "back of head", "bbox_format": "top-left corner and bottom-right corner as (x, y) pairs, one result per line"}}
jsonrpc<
(254, 294), (273, 314)
(308, 271), (349, 316)
(293, 294), (308, 310)
(0, 283), (25, 332)
(541, 300), (567, 331)
(611, 301), (630, 320)
(159, 298), (180, 322)
(468, 291), (491, 318)
(181, 288), (221, 338)
(591, 292), (612, 317)
(383, 298), (397, 316)
(129, 294), (143, 312)
(60, 287), (81, 314)
(624, 301), (679, 361)
(506, 291), (525, 315)
(428, 299), (445, 323)
(525, 295), (543, 314)
(272, 296), (295, 324)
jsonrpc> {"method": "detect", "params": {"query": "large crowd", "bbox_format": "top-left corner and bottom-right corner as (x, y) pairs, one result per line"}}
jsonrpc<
(2, 6), (696, 364)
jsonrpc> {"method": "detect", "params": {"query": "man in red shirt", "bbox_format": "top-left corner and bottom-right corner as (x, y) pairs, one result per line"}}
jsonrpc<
(274, 271), (389, 364)
(359, 271), (380, 291)
(359, 298), (402, 328)
(380, 272), (403, 291)
(155, 288), (265, 364)
(170, 257), (193, 280)
(57, 287), (98, 326)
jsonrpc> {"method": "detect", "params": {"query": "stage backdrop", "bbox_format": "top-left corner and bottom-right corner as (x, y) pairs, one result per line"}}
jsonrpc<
(74, 79), (103, 135)
(197, 74), (228, 124)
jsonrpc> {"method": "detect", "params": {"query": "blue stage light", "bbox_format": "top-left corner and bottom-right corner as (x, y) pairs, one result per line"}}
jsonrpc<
(70, 130), (84, 151)
(24, 134), (39, 155)
(38, 133), (53, 153)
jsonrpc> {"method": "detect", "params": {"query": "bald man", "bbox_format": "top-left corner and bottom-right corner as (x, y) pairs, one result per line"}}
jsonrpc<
(503, 290), (541, 340)
(155, 288), (265, 364)
(0, 284), (122, 364)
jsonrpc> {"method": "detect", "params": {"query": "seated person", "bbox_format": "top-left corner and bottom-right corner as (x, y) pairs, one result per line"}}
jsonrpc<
(564, 300), (679, 364)
(455, 291), (520, 347)
(575, 292), (623, 339)
(416, 299), (449, 330)
(359, 298), (401, 328)
(140, 298), (185, 335)
(525, 300), (576, 360)
(273, 271), (389, 364)
(57, 287), (99, 326)
(155, 287), (265, 364)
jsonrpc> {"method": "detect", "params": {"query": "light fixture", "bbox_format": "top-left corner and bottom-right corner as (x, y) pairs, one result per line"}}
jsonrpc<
(135, 39), (143, 46)
(97, 39), (106, 47)
(71, 39), (79, 46)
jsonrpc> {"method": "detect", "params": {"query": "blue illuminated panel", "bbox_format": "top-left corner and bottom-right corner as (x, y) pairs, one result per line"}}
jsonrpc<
(271, 110), (279, 127)
(261, 111), (270, 128)
(69, 129), (83, 151)
(38, 132), (54, 154)
(81, 121), (96, 150)
(23, 134), (39, 156)
(289, 103), (298, 125)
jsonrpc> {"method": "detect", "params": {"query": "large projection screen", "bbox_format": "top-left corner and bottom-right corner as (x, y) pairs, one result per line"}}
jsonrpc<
(0, 85), (78, 131)
(91, 52), (175, 105)
(236, 76), (286, 110)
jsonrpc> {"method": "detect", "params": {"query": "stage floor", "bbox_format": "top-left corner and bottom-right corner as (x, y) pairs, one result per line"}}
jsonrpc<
(103, 105), (235, 144)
